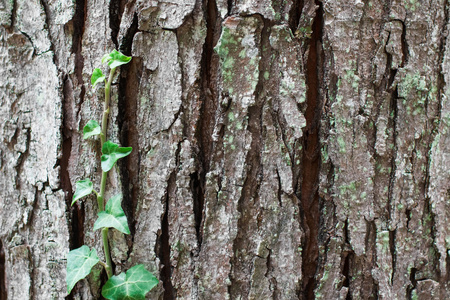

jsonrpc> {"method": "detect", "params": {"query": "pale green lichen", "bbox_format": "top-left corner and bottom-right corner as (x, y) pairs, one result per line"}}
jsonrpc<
(337, 136), (346, 153)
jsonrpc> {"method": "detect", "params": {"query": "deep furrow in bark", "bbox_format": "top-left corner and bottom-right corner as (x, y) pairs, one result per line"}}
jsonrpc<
(117, 12), (140, 248)
(300, 0), (323, 298)
(406, 267), (417, 299)
(62, 77), (81, 300)
(0, 239), (6, 300)
(190, 172), (205, 246)
(387, 86), (398, 286)
(288, 0), (304, 34)
(389, 229), (396, 285)
(72, 0), (86, 92)
(63, 2), (86, 298)
(195, 0), (220, 248)
(342, 219), (353, 300)
(400, 21), (408, 68)
(68, 0), (87, 249)
(7, 0), (17, 29)
(159, 142), (182, 299)
(109, 0), (121, 48)
(160, 176), (176, 299)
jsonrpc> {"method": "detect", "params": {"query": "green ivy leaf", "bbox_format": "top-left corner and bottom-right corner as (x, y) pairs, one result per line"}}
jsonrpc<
(93, 194), (130, 234)
(83, 120), (101, 139)
(72, 179), (94, 206)
(91, 68), (106, 88)
(101, 141), (132, 172)
(102, 50), (132, 69)
(102, 264), (159, 300)
(66, 245), (100, 294)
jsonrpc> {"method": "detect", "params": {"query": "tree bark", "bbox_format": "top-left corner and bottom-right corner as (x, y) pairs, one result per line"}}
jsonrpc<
(1, 0), (449, 299)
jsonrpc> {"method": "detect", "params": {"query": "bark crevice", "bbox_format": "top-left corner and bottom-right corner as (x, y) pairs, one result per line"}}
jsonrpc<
(160, 177), (176, 299)
(288, 0), (304, 34)
(342, 219), (353, 300)
(300, 0), (323, 298)
(158, 142), (182, 299)
(194, 0), (220, 250)
(190, 172), (205, 246)
(109, 0), (122, 48)
(65, 1), (86, 289)
(406, 267), (417, 299)
(117, 12), (140, 248)
(389, 229), (396, 285)
(0, 239), (6, 300)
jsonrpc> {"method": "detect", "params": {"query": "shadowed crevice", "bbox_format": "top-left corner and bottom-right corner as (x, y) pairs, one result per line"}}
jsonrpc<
(389, 229), (396, 285)
(109, 0), (122, 48)
(64, 1), (86, 297)
(158, 143), (182, 299)
(288, 0), (304, 34)
(300, 0), (323, 298)
(406, 267), (417, 299)
(400, 20), (408, 67)
(72, 0), (86, 91)
(117, 12), (140, 249)
(190, 172), (205, 246)
(194, 0), (221, 250)
(0, 239), (6, 300)
(159, 172), (177, 299)
(342, 219), (353, 300)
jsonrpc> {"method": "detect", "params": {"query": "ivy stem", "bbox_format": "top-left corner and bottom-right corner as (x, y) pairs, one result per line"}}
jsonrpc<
(97, 67), (116, 211)
(101, 67), (116, 146)
(97, 67), (117, 279)
(102, 228), (113, 278)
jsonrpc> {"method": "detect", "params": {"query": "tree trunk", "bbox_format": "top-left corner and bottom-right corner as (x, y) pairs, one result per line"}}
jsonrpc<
(1, 0), (449, 299)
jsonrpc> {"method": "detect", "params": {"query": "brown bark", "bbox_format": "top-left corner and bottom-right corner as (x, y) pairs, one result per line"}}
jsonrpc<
(1, 0), (450, 299)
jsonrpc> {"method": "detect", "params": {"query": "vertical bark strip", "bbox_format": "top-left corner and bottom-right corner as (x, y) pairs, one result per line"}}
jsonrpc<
(301, 1), (323, 298)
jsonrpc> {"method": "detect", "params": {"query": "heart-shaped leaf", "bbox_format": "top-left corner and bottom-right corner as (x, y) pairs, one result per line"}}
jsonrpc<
(72, 179), (94, 206)
(101, 141), (132, 172)
(94, 194), (130, 234)
(91, 68), (106, 88)
(66, 245), (99, 294)
(83, 120), (101, 139)
(102, 50), (132, 69)
(102, 264), (159, 300)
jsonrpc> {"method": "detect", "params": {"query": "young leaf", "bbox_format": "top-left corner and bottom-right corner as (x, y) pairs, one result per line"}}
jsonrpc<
(101, 264), (159, 300)
(72, 179), (94, 206)
(101, 141), (132, 172)
(93, 194), (130, 234)
(83, 120), (101, 139)
(66, 246), (100, 294)
(102, 49), (132, 69)
(91, 68), (106, 88)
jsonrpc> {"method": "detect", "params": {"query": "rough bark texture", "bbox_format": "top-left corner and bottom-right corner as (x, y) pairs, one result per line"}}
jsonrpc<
(1, 0), (450, 299)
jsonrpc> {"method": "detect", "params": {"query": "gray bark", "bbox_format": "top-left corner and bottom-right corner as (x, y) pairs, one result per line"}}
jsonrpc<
(1, 0), (449, 299)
